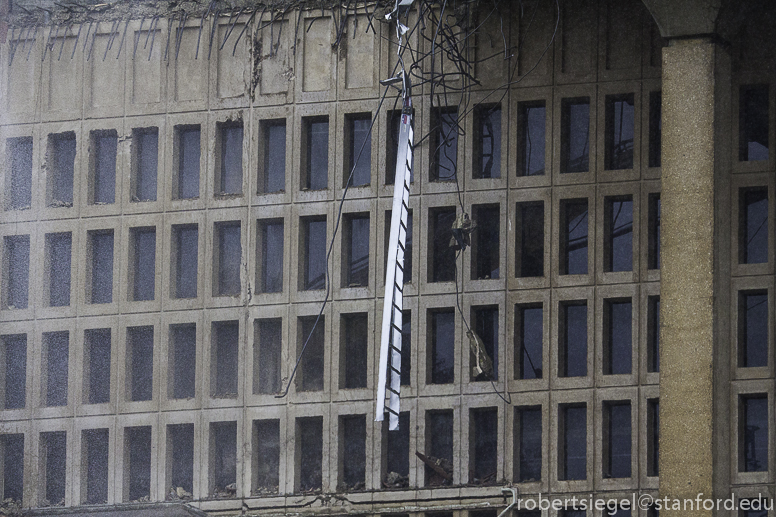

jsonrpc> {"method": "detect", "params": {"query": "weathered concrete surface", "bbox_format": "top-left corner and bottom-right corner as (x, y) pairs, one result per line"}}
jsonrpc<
(642, 0), (721, 38)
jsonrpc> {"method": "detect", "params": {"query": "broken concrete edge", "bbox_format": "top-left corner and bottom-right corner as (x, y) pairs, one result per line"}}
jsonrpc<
(18, 502), (209, 517)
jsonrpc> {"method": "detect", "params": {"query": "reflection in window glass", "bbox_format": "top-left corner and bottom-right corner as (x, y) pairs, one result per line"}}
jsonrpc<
(262, 121), (286, 193)
(516, 406), (541, 482)
(606, 197), (633, 272)
(604, 402), (631, 478)
(561, 98), (590, 173)
(605, 94), (635, 170)
(560, 303), (587, 378)
(740, 188), (768, 264)
(562, 200), (588, 275)
(739, 85), (769, 162)
(739, 292), (767, 368)
(474, 106), (501, 179)
(518, 102), (546, 176)
(431, 109), (458, 181)
(305, 118), (328, 191)
(605, 300), (632, 375)
(560, 405), (586, 480)
(741, 396), (768, 472)
(430, 310), (455, 384)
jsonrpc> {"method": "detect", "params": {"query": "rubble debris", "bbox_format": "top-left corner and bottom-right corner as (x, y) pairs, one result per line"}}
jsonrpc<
(212, 483), (236, 498)
(469, 470), (497, 485)
(1, 498), (23, 517)
(382, 471), (409, 489)
(415, 451), (452, 486)
(336, 481), (365, 492)
(251, 486), (279, 496)
(167, 486), (192, 501)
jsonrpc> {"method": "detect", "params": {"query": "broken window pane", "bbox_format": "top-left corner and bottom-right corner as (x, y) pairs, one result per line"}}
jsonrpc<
(3, 235), (29, 310)
(385, 109), (414, 185)
(560, 405), (586, 480)
(384, 412), (410, 484)
(210, 421), (237, 496)
(126, 326), (153, 402)
(518, 101), (546, 176)
(173, 225), (198, 299)
(339, 415), (366, 490)
(429, 208), (456, 282)
(1, 334), (26, 409)
(344, 214), (370, 287)
(740, 395), (768, 472)
(303, 117), (328, 191)
(45, 232), (71, 307)
(125, 426), (151, 501)
(739, 85), (769, 161)
(48, 132), (76, 207)
(561, 199), (588, 275)
(43, 331), (69, 407)
(560, 302), (587, 378)
(648, 194), (661, 269)
(131, 128), (158, 202)
(130, 227), (156, 301)
(258, 219), (284, 293)
(474, 105), (501, 179)
(297, 316), (324, 392)
(604, 300), (632, 375)
(5, 137), (32, 210)
(346, 114), (372, 187)
(81, 429), (109, 504)
(516, 202), (544, 278)
(647, 296), (660, 373)
(211, 321), (239, 398)
(90, 130), (117, 204)
(253, 419), (280, 494)
(649, 91), (662, 168)
(469, 408), (498, 484)
(605, 197), (633, 272)
(739, 188), (768, 264)
(340, 313), (368, 389)
(215, 222), (241, 296)
(429, 309), (455, 384)
(88, 231), (114, 304)
(516, 305), (542, 380)
(175, 126), (200, 199)
(260, 120), (286, 194)
(430, 108), (459, 181)
(739, 291), (767, 368)
(647, 399), (659, 476)
(561, 98), (590, 173)
(167, 424), (194, 496)
(169, 324), (196, 399)
(515, 406), (541, 482)
(218, 122), (243, 196)
(471, 306), (498, 381)
(424, 410), (453, 486)
(301, 217), (327, 291)
(604, 402), (631, 478)
(472, 204), (500, 280)
(254, 319), (282, 395)
(384, 209), (413, 284)
(41, 431), (67, 506)
(2, 434), (24, 501)
(84, 328), (111, 404)
(296, 416), (323, 492)
(605, 94), (635, 170)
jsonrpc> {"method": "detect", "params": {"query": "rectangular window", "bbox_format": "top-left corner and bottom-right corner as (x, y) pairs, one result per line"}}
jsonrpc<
(343, 214), (370, 287)
(605, 197), (633, 272)
(603, 402), (631, 478)
(124, 426), (151, 502)
(648, 91), (662, 168)
(81, 429), (109, 504)
(174, 125), (201, 200)
(129, 227), (156, 301)
(217, 122), (243, 196)
(401, 311), (411, 386)
(429, 309), (455, 385)
(739, 291), (768, 368)
(605, 94), (635, 170)
(48, 132), (76, 207)
(214, 222), (241, 296)
(740, 395), (768, 472)
(3, 235), (29, 309)
(253, 419), (280, 494)
(561, 98), (590, 173)
(300, 217), (327, 290)
(254, 319), (282, 395)
(297, 316), (324, 392)
(429, 208), (456, 282)
(518, 101), (546, 176)
(2, 434), (24, 502)
(424, 410), (454, 486)
(471, 204), (500, 280)
(84, 328), (111, 404)
(383, 412), (410, 485)
(647, 399), (659, 476)
(515, 305), (543, 380)
(210, 421), (237, 496)
(339, 415), (366, 490)
(560, 199), (588, 275)
(296, 416), (323, 492)
(42, 331), (69, 407)
(345, 114), (372, 187)
(469, 408), (498, 484)
(259, 120), (286, 194)
(131, 128), (158, 202)
(739, 85), (769, 161)
(40, 431), (67, 506)
(89, 130), (117, 204)
(5, 136), (32, 210)
(474, 105), (501, 179)
(172, 225), (198, 299)
(126, 326), (153, 402)
(257, 219), (284, 293)
(45, 232), (72, 307)
(648, 194), (661, 269)
(604, 299), (632, 375)
(647, 296), (660, 373)
(168, 324), (196, 399)
(739, 188), (768, 264)
(384, 209), (413, 284)
(516, 202), (544, 278)
(1, 334), (26, 409)
(385, 109), (414, 185)
(211, 321), (238, 398)
(340, 313), (368, 389)
(88, 231), (114, 304)
(430, 108), (459, 181)
(560, 302), (587, 378)
(471, 306), (498, 381)
(559, 405), (587, 480)
(515, 406), (542, 482)
(302, 117), (329, 191)
(167, 424), (194, 497)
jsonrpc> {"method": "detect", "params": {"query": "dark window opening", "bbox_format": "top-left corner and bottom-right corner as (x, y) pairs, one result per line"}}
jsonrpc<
(302, 117), (329, 191)
(172, 225), (198, 299)
(167, 424), (194, 497)
(130, 227), (156, 301)
(214, 222), (241, 297)
(647, 399), (659, 477)
(516, 202), (544, 278)
(253, 419), (280, 494)
(740, 395), (768, 472)
(301, 217), (327, 291)
(515, 406), (541, 482)
(560, 302), (587, 378)
(131, 128), (158, 202)
(42, 331), (69, 407)
(739, 85), (769, 162)
(297, 316), (324, 392)
(739, 291), (768, 368)
(605, 94), (635, 170)
(647, 296), (660, 373)
(559, 405), (586, 481)
(339, 415), (366, 490)
(401, 311), (411, 386)
(174, 125), (201, 200)
(471, 306), (498, 381)
(741, 503), (767, 517)
(739, 188), (768, 264)
(2, 434), (24, 502)
(648, 194), (661, 269)
(257, 219), (284, 293)
(81, 429), (109, 504)
(40, 431), (67, 506)
(84, 328), (111, 404)
(48, 132), (76, 207)
(561, 199), (588, 275)
(474, 105), (501, 179)
(88, 231), (114, 304)
(471, 204), (500, 280)
(341, 313), (368, 389)
(343, 214), (370, 288)
(296, 417), (323, 492)
(124, 426), (151, 502)
(604, 299), (632, 375)
(1, 334), (26, 409)
(469, 408), (498, 484)
(254, 319), (282, 395)
(45, 232), (72, 307)
(429, 208), (456, 282)
(217, 122), (243, 196)
(428, 309), (455, 385)
(383, 412), (410, 486)
(5, 136), (32, 210)
(211, 321), (239, 398)
(259, 120), (286, 194)
(126, 326), (153, 402)
(210, 422), (237, 496)
(604, 197), (633, 272)
(518, 101), (546, 177)
(515, 305), (543, 380)
(430, 108), (459, 181)
(648, 91), (662, 168)
(561, 98), (590, 173)
(3, 235), (29, 310)
(89, 130), (117, 205)
(384, 209), (413, 284)
(345, 114), (372, 187)
(424, 410), (454, 486)
(603, 402), (631, 478)
(169, 323), (196, 399)
(385, 109), (414, 185)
